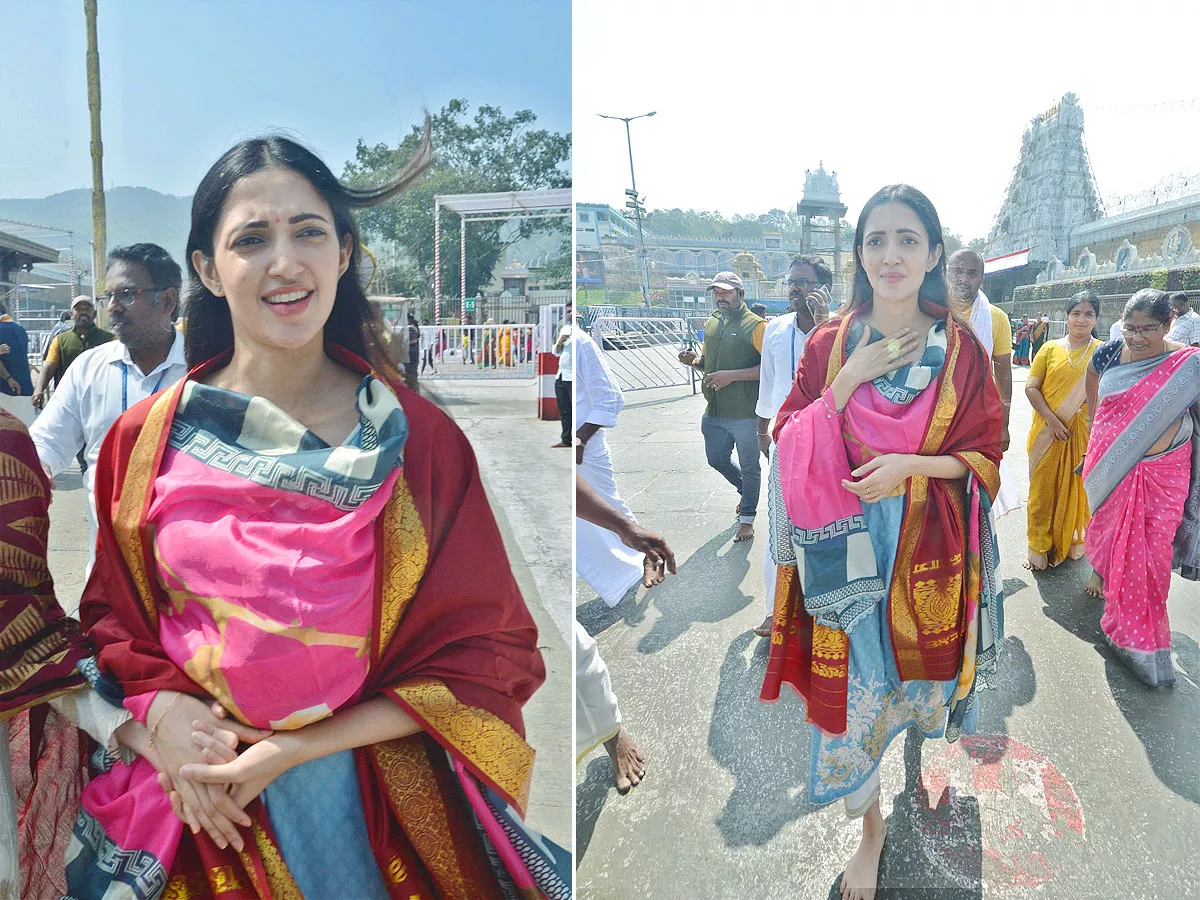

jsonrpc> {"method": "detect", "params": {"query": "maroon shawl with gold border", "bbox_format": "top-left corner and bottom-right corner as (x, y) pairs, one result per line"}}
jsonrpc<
(79, 349), (546, 899)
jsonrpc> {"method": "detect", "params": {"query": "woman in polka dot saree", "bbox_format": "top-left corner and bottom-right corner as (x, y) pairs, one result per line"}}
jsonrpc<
(1083, 305), (1200, 687)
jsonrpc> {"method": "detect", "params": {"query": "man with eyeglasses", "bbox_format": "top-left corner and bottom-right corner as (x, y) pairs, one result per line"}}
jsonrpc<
(31, 296), (113, 410)
(1167, 291), (1200, 347)
(678, 271), (766, 544)
(751, 255), (831, 635)
(31, 243), (189, 575)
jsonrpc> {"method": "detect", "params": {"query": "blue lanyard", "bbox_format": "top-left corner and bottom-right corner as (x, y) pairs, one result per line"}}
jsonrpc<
(122, 365), (168, 413)
(790, 325), (798, 376)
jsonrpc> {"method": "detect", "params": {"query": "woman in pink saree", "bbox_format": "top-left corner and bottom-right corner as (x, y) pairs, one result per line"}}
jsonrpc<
(1083, 289), (1200, 687)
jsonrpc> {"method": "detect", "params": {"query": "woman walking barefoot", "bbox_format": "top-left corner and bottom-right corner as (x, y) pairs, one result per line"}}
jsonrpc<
(763, 185), (1003, 899)
(1023, 290), (1100, 570)
(1082, 289), (1200, 685)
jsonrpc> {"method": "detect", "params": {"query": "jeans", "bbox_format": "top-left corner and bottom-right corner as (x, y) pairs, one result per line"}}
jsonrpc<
(701, 414), (761, 524)
(556, 375), (573, 444)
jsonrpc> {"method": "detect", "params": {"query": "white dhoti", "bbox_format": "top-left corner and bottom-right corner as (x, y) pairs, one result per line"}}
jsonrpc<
(575, 431), (643, 607)
(575, 621), (622, 761)
(763, 441), (780, 615)
(993, 457), (1021, 518)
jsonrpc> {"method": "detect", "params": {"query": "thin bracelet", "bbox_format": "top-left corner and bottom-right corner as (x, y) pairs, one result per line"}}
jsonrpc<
(820, 392), (839, 418)
(148, 692), (183, 751)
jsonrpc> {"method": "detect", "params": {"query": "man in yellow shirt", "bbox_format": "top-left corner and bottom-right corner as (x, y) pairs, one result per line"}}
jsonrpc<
(948, 249), (1012, 448)
(948, 249), (1020, 516)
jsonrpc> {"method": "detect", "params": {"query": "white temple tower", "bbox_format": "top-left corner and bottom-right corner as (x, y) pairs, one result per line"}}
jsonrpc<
(985, 92), (1102, 263)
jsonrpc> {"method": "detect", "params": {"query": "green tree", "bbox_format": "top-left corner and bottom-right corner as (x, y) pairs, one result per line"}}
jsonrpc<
(343, 100), (571, 302)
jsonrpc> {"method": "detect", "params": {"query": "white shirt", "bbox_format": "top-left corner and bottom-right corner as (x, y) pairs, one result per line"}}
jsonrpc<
(31, 329), (189, 504)
(1109, 321), (1124, 342)
(555, 324), (574, 381)
(1168, 308), (1200, 346)
(573, 329), (623, 428)
(755, 312), (811, 422)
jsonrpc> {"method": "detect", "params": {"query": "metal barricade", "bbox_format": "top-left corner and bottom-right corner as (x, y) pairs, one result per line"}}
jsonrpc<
(589, 316), (698, 393)
(417, 324), (537, 379)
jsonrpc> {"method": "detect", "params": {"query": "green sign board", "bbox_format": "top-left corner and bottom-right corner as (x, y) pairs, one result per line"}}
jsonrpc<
(465, 298), (476, 312)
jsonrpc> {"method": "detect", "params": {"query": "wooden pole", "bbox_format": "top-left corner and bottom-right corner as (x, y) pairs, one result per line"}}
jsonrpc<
(84, 0), (107, 320)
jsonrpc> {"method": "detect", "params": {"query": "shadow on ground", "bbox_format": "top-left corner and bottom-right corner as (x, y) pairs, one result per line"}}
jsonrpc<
(577, 527), (755, 652)
(828, 729), (984, 900)
(1035, 559), (1200, 805)
(707, 631), (824, 847)
(575, 755), (615, 864)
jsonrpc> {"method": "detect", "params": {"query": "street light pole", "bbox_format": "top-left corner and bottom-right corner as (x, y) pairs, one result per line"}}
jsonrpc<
(599, 111), (655, 308)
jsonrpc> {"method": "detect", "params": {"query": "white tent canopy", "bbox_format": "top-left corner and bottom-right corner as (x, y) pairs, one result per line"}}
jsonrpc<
(433, 188), (571, 322)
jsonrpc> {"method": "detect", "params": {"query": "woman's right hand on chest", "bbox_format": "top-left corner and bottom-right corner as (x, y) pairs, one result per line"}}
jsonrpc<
(145, 691), (271, 852)
(831, 328), (922, 408)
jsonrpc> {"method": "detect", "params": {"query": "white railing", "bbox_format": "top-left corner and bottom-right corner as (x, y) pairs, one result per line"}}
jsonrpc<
(590, 316), (698, 393)
(416, 324), (537, 379)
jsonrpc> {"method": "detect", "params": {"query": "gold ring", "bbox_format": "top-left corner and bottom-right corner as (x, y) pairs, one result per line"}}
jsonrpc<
(886, 338), (902, 357)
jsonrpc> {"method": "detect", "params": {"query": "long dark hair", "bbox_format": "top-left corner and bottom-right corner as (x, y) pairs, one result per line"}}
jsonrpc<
(183, 119), (434, 371)
(845, 184), (948, 315)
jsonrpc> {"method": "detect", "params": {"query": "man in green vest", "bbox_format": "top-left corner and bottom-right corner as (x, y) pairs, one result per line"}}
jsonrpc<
(31, 296), (113, 410)
(678, 271), (766, 542)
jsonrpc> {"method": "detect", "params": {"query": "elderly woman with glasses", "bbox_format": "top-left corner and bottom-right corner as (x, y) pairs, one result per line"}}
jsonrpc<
(1082, 289), (1200, 686)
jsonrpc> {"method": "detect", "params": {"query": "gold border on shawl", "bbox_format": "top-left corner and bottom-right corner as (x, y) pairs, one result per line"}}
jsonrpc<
(957, 451), (1000, 500)
(889, 329), (963, 678)
(823, 315), (853, 389)
(112, 384), (180, 627)
(242, 822), (303, 900)
(392, 678), (534, 815)
(376, 475), (429, 661)
(371, 736), (476, 900)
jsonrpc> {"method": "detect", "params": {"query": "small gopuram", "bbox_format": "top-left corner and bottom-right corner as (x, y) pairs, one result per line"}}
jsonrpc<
(796, 163), (849, 301)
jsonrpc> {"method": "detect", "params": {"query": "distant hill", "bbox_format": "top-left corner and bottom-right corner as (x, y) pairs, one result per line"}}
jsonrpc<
(0, 186), (565, 277)
(0, 187), (191, 265)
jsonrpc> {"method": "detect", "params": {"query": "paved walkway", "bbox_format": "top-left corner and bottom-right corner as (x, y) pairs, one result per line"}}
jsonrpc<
(576, 367), (1199, 899)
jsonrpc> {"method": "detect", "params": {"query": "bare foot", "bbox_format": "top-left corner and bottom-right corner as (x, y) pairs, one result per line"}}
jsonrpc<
(841, 817), (886, 900)
(1023, 550), (1047, 571)
(642, 556), (665, 588)
(1085, 570), (1104, 599)
(550, 441), (571, 448)
(733, 523), (754, 543)
(754, 616), (773, 637)
(604, 726), (645, 792)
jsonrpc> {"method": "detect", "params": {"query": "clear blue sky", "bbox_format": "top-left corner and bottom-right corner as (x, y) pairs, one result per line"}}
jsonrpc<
(0, 0), (571, 198)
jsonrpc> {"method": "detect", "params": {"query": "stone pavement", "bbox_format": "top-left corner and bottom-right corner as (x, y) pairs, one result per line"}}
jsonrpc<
(575, 366), (1200, 899)
(42, 376), (573, 853)
(418, 378), (573, 850)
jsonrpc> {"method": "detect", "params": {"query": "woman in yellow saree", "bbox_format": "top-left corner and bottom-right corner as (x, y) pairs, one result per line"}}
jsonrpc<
(1023, 290), (1100, 569)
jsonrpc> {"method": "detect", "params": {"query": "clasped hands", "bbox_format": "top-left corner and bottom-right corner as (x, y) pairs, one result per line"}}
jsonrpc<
(130, 691), (290, 852)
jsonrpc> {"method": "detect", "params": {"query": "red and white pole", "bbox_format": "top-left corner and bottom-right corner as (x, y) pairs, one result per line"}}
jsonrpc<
(433, 201), (441, 325)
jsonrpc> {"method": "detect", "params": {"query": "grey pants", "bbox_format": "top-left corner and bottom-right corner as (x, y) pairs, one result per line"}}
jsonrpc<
(701, 414), (761, 524)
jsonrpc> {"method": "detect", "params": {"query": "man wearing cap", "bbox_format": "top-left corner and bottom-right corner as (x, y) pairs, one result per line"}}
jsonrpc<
(678, 271), (767, 543)
(31, 296), (113, 410)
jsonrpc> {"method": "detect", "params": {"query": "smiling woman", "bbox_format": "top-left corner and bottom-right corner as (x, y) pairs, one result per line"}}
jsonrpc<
(66, 121), (569, 899)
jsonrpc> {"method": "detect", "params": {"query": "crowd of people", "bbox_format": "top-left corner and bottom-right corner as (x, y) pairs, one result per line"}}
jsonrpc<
(573, 183), (1200, 900)
(1, 123), (571, 899)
